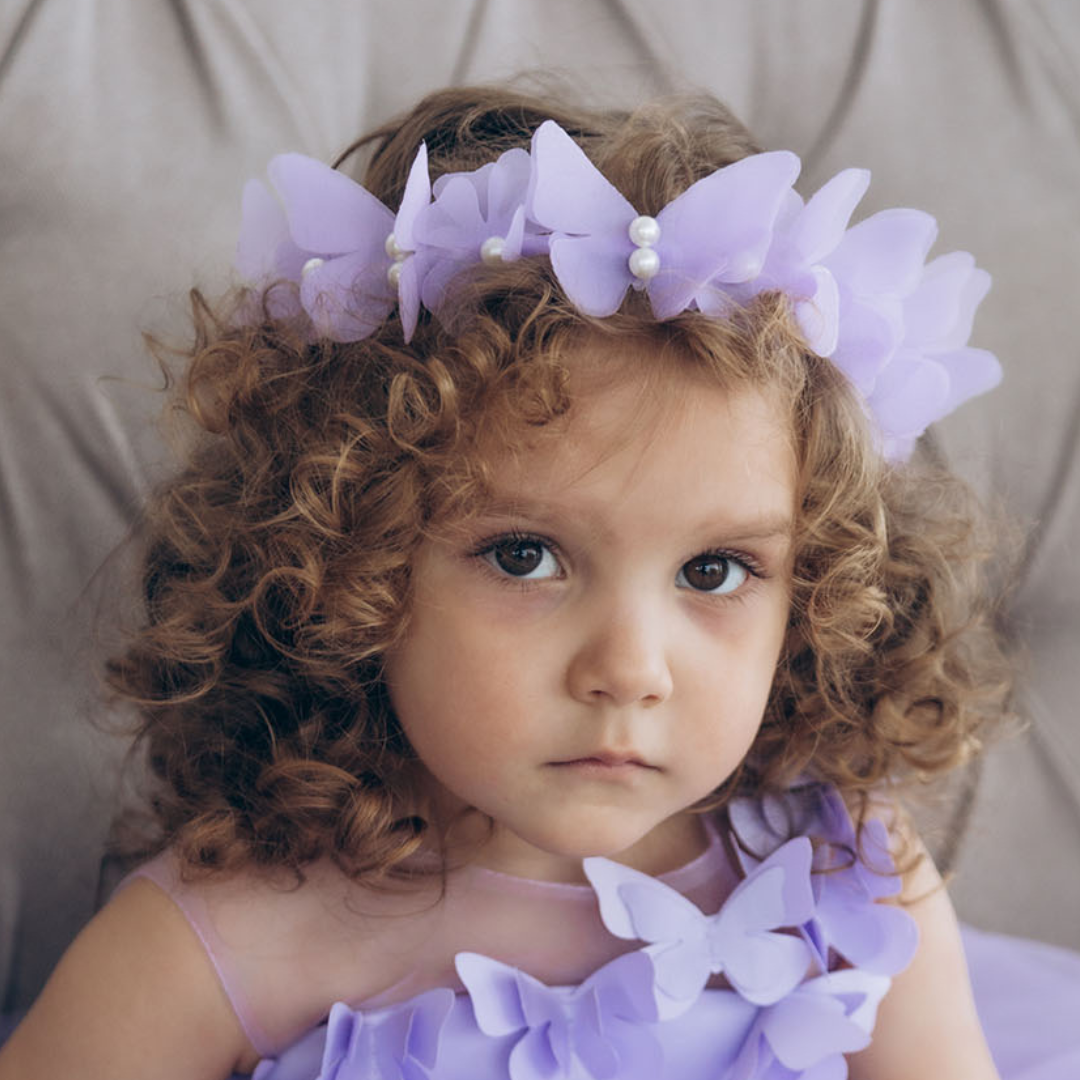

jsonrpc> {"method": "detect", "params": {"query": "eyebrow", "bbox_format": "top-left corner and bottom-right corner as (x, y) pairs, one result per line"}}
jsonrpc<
(469, 496), (795, 545)
(702, 516), (794, 544)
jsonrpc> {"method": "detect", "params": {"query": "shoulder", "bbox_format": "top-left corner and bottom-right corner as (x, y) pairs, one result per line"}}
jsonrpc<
(847, 833), (1001, 1079)
(0, 876), (258, 1080)
(119, 851), (448, 1055)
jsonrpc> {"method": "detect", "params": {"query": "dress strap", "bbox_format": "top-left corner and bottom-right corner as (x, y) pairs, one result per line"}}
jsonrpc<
(116, 854), (278, 1058)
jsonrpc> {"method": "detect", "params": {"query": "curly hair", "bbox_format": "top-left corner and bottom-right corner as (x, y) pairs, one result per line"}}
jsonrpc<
(105, 86), (1013, 882)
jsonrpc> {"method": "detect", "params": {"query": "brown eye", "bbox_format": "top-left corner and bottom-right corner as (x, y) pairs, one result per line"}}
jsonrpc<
(484, 537), (559, 579)
(676, 555), (748, 595)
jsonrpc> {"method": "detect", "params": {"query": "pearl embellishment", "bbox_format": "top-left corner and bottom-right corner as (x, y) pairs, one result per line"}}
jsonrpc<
(385, 231), (409, 287)
(480, 236), (505, 266)
(628, 215), (661, 248)
(628, 246), (660, 281)
(627, 214), (661, 281)
(301, 257), (325, 278)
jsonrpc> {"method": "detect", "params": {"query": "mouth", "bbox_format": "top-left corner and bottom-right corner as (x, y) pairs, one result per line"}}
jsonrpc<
(550, 752), (657, 772)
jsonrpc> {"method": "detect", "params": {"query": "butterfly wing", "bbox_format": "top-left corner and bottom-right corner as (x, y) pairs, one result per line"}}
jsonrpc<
(649, 150), (801, 318)
(526, 120), (636, 317)
(268, 152), (393, 256)
(709, 838), (815, 1004)
(454, 952), (529, 1037)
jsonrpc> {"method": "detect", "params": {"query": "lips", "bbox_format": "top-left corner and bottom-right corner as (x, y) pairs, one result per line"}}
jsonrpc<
(551, 751), (656, 769)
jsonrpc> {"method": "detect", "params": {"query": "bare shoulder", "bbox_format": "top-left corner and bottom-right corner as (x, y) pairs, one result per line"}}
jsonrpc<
(847, 834), (1001, 1080)
(0, 877), (259, 1080)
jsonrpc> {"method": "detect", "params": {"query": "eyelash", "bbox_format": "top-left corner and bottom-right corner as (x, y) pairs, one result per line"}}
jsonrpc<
(470, 530), (768, 596)
(471, 531), (565, 586)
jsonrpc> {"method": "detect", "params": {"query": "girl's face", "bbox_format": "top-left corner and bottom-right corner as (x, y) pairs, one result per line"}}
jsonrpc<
(384, 350), (796, 882)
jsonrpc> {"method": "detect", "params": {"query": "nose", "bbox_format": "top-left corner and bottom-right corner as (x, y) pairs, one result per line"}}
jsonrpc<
(566, 599), (674, 708)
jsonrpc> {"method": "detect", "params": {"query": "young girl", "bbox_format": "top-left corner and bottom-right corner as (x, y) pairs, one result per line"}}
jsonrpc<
(0, 85), (1033, 1079)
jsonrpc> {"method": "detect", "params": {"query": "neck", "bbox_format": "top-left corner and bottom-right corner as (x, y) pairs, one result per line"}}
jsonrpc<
(439, 809), (711, 884)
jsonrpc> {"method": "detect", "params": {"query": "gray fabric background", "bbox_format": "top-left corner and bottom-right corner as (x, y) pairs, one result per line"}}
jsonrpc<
(1, 0), (1077, 1016)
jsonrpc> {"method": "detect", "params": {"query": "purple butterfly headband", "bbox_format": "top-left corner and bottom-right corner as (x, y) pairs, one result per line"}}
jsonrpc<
(236, 120), (1002, 461)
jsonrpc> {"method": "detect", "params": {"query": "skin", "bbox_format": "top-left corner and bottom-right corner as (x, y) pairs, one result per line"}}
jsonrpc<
(384, 360), (797, 882)
(0, 345), (1000, 1079)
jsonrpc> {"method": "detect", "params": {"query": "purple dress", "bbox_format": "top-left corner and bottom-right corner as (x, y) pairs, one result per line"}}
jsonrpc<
(3, 784), (1076, 1077)
(233, 785), (1080, 1080)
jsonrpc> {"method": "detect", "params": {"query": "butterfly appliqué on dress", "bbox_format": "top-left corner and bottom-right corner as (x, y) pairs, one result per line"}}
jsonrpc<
(455, 948), (662, 1080)
(729, 969), (892, 1080)
(729, 789), (918, 978)
(316, 988), (454, 1080)
(583, 837), (816, 1017)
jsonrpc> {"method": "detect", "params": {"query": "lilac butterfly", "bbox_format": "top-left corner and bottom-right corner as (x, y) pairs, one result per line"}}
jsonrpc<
(723, 168), (871, 357)
(730, 787), (918, 977)
(235, 144), (431, 342)
(806, 799), (919, 977)
(863, 250), (999, 459)
(707, 161), (999, 459)
(730, 968), (891, 1080)
(455, 948), (661, 1080)
(412, 146), (550, 321)
(583, 838), (815, 1017)
(311, 989), (454, 1080)
(524, 120), (800, 319)
(816, 207), (1000, 459)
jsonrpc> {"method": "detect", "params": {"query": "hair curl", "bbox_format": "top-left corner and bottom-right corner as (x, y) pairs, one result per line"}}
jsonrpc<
(105, 86), (1013, 882)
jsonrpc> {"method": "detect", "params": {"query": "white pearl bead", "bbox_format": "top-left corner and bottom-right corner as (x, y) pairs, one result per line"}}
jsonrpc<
(628, 246), (661, 281)
(387, 261), (402, 288)
(384, 232), (404, 260)
(301, 257), (325, 278)
(480, 235), (505, 266)
(628, 214), (661, 248)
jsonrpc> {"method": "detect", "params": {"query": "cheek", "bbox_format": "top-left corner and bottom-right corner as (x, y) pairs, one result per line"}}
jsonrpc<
(690, 593), (788, 675)
(385, 617), (538, 766)
(683, 602), (787, 745)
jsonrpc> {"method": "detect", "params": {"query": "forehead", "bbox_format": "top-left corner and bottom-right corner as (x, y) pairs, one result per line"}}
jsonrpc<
(469, 342), (797, 537)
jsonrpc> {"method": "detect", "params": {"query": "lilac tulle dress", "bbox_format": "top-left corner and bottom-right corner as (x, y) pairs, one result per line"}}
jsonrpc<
(112, 784), (1078, 1080)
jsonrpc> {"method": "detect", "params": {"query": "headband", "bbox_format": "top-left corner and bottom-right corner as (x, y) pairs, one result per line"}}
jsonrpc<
(236, 120), (1001, 461)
